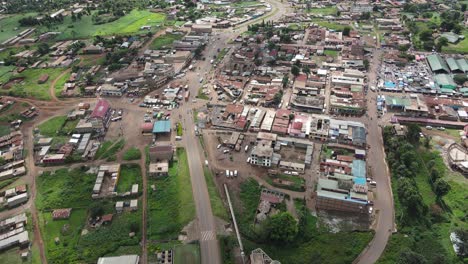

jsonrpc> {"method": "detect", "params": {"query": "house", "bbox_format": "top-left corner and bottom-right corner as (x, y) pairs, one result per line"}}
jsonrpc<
(101, 214), (113, 225)
(149, 162), (169, 177)
(52, 208), (72, 220)
(97, 255), (140, 264)
(148, 142), (174, 162)
(130, 199), (138, 211)
(42, 154), (65, 165)
(89, 99), (112, 132)
(250, 141), (274, 167)
(192, 24), (212, 33)
(115, 201), (124, 213)
(82, 45), (103, 54)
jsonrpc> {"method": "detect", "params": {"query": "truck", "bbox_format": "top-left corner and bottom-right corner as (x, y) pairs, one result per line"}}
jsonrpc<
(184, 91), (190, 102)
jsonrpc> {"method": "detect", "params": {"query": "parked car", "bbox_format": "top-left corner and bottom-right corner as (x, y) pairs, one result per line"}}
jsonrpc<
(369, 180), (377, 187)
(425, 126), (433, 130)
(217, 144), (222, 149)
(223, 149), (230, 154)
(234, 170), (238, 177)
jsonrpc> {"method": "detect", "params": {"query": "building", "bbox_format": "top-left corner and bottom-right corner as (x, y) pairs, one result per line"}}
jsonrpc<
(6, 193), (28, 208)
(153, 120), (171, 135)
(434, 74), (457, 90)
(100, 84), (126, 97)
(52, 208), (72, 220)
(192, 24), (212, 33)
(447, 143), (468, 175)
(250, 141), (273, 167)
(130, 199), (138, 211)
(89, 99), (112, 132)
(149, 161), (169, 177)
(316, 178), (369, 214)
(0, 231), (29, 251)
(427, 54), (450, 74)
(250, 248), (279, 264)
(148, 142), (174, 162)
(97, 255), (140, 264)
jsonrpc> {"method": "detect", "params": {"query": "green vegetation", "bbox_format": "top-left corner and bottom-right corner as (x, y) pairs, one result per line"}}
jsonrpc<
(147, 148), (195, 240)
(176, 122), (183, 137)
(266, 174), (305, 192)
(95, 139), (125, 160)
(174, 244), (201, 264)
(197, 87), (209, 100)
(233, 186), (373, 264)
(38, 116), (67, 137)
(307, 7), (338, 16)
(378, 126), (467, 263)
(203, 168), (228, 220)
(37, 167), (142, 263)
(324, 50), (339, 57)
(219, 235), (237, 264)
(214, 48), (229, 64)
(0, 178), (17, 190)
(54, 71), (71, 97)
(122, 147), (142, 161)
(310, 19), (347, 31)
(0, 68), (66, 100)
(117, 164), (142, 193)
(0, 125), (10, 137)
(150, 33), (184, 50)
(443, 30), (468, 54)
(0, 13), (37, 43)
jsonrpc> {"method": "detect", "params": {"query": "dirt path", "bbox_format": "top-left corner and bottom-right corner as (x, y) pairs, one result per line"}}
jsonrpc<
(138, 146), (148, 264)
(48, 69), (71, 102)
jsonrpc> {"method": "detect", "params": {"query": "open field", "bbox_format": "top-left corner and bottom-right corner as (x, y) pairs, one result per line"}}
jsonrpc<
(0, 68), (66, 100)
(36, 167), (142, 263)
(310, 19), (347, 31)
(150, 33), (184, 50)
(95, 138), (126, 160)
(38, 116), (67, 137)
(443, 30), (468, 54)
(35, 10), (166, 40)
(307, 7), (338, 16)
(54, 71), (71, 97)
(122, 147), (142, 161)
(0, 13), (37, 43)
(147, 148), (195, 240)
(116, 163), (142, 193)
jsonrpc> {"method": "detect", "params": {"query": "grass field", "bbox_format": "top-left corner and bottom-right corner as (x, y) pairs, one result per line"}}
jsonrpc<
(443, 30), (468, 54)
(215, 48), (229, 64)
(266, 174), (305, 192)
(203, 168), (228, 220)
(311, 19), (347, 31)
(116, 163), (142, 193)
(122, 147), (141, 161)
(307, 7), (338, 16)
(150, 33), (184, 50)
(0, 124), (10, 137)
(0, 13), (37, 43)
(174, 244), (201, 264)
(33, 10), (166, 40)
(38, 116), (67, 137)
(324, 50), (339, 57)
(54, 71), (71, 97)
(36, 168), (95, 210)
(95, 139), (125, 160)
(147, 148), (195, 240)
(0, 68), (66, 100)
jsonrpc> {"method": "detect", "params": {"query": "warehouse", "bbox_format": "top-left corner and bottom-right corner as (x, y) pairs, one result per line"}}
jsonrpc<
(426, 54), (450, 74)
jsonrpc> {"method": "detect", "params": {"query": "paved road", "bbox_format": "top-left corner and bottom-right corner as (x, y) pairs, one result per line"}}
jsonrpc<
(354, 48), (395, 264)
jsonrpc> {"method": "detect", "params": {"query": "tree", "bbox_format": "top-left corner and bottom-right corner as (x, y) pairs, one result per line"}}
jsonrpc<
(265, 212), (298, 243)
(288, 113), (295, 120)
(363, 59), (370, 71)
(0, 157), (6, 166)
(462, 4), (467, 12)
(90, 205), (104, 218)
(406, 124), (421, 144)
(291, 65), (300, 77)
(398, 249), (428, 264)
(343, 27), (351, 37)
(429, 169), (440, 182)
(435, 37), (448, 52)
(419, 30), (433, 41)
(282, 75), (289, 88)
(433, 178), (450, 197)
(37, 43), (50, 56)
(453, 74), (468, 85)
(397, 178), (425, 215)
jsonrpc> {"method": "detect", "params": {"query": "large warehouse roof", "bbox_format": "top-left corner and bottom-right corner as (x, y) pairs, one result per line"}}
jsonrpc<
(427, 54), (449, 73)
(152, 120), (171, 133)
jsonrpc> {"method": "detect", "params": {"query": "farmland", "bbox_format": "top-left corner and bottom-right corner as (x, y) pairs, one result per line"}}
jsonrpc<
(150, 33), (184, 50)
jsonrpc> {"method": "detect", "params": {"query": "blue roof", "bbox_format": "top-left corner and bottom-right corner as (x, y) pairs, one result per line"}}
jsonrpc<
(353, 177), (366, 185)
(153, 120), (171, 133)
(352, 159), (366, 178)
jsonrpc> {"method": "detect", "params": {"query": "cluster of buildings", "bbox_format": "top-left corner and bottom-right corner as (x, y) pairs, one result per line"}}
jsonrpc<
(0, 185), (28, 209)
(34, 100), (113, 165)
(0, 131), (26, 181)
(0, 213), (29, 253)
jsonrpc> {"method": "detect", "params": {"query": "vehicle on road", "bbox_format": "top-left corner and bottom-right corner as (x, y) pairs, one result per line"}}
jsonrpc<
(426, 126), (433, 130)
(210, 59), (214, 64)
(205, 160), (208, 166)
(284, 171), (291, 175)
(111, 116), (122, 122)
(175, 136), (182, 141)
(225, 170), (229, 178)
(217, 144), (222, 149)
(246, 157), (251, 163)
(369, 180), (377, 187)
(223, 149), (229, 154)
(230, 171), (234, 177)
(437, 127), (445, 131)
(245, 145), (249, 152)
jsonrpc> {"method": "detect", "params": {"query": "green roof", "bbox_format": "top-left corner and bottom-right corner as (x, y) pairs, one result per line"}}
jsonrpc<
(446, 58), (460, 72)
(427, 54), (450, 73)
(456, 59), (468, 73)
(385, 96), (411, 107)
(434, 74), (457, 89)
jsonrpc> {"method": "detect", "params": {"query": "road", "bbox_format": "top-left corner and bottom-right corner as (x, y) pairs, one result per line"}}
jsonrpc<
(354, 48), (395, 264)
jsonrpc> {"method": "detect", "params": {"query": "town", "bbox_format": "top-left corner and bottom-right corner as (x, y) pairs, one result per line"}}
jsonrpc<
(0, 0), (467, 264)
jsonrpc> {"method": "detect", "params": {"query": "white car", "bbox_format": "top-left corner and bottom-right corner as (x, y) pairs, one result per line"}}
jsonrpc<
(284, 171), (292, 175)
(234, 170), (238, 177)
(437, 127), (445, 131)
(223, 149), (230, 154)
(425, 126), (433, 130)
(217, 144), (222, 149)
(369, 180), (377, 187)
(205, 160), (209, 166)
(246, 157), (251, 163)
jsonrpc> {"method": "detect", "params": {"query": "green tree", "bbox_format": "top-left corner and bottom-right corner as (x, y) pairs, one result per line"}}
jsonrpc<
(398, 249), (428, 264)
(433, 178), (450, 197)
(302, 65), (311, 76)
(419, 30), (432, 41)
(343, 27), (351, 37)
(282, 75), (289, 88)
(265, 212), (298, 243)
(453, 74), (468, 85)
(37, 43), (50, 56)
(291, 65), (300, 77)
(363, 59), (370, 71)
(406, 124), (421, 144)
(435, 37), (448, 52)
(429, 169), (440, 182)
